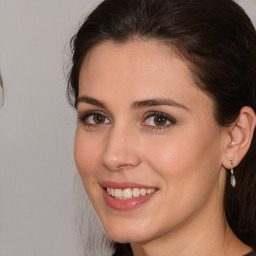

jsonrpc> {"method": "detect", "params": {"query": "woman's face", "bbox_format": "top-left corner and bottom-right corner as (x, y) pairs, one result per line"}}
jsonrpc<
(75, 40), (227, 243)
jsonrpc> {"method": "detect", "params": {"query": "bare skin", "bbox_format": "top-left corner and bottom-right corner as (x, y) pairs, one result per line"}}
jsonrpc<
(75, 40), (254, 256)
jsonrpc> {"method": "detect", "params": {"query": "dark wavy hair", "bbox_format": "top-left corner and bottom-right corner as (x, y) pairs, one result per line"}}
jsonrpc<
(67, 0), (256, 254)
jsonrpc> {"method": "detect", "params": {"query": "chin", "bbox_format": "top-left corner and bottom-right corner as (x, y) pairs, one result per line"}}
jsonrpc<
(106, 230), (147, 244)
(101, 216), (155, 244)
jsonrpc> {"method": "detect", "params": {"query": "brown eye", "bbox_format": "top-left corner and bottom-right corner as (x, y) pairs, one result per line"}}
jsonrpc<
(145, 115), (170, 127)
(93, 114), (106, 124)
(142, 112), (176, 129)
(153, 116), (167, 126)
(82, 112), (111, 126)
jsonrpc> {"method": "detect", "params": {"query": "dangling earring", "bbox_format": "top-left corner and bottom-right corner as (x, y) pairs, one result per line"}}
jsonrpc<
(230, 158), (236, 188)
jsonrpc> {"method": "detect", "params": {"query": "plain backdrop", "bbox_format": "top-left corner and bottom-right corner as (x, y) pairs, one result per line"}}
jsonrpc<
(0, 0), (255, 256)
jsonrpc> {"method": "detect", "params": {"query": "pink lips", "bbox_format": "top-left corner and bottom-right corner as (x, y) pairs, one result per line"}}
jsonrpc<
(101, 181), (157, 211)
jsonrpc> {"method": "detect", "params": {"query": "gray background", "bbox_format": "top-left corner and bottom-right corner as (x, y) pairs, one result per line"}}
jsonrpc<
(0, 0), (255, 255)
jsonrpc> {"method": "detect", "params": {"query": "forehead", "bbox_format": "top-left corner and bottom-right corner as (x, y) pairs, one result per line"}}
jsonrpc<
(81, 39), (188, 71)
(80, 40), (194, 89)
(78, 40), (212, 113)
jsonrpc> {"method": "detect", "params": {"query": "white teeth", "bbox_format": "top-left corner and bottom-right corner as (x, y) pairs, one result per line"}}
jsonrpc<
(133, 188), (141, 197)
(141, 188), (146, 196)
(106, 187), (156, 199)
(146, 188), (153, 194)
(122, 188), (132, 199)
(115, 189), (123, 198)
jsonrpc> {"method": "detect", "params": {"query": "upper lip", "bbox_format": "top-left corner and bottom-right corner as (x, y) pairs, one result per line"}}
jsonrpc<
(101, 181), (157, 189)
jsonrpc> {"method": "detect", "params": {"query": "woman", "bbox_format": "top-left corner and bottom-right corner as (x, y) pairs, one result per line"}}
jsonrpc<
(67, 0), (256, 255)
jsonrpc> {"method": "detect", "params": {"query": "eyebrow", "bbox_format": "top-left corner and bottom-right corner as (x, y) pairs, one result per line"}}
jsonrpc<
(76, 96), (106, 108)
(131, 98), (189, 111)
(76, 96), (189, 111)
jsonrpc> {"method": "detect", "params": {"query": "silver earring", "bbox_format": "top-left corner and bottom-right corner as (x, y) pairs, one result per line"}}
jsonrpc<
(230, 158), (236, 188)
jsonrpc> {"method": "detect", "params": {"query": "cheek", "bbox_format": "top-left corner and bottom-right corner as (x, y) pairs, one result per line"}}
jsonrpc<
(74, 128), (101, 179)
(143, 125), (222, 191)
(74, 128), (104, 209)
(139, 128), (223, 230)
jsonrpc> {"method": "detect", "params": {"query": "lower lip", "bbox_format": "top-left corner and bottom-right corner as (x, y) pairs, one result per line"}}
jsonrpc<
(103, 189), (157, 210)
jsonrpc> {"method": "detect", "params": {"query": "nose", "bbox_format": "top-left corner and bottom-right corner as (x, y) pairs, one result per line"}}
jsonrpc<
(101, 125), (141, 171)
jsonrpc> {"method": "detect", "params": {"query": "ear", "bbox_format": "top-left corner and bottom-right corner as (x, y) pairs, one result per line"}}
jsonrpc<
(222, 106), (256, 169)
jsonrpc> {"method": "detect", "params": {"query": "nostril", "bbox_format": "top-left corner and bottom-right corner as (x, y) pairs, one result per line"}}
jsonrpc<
(116, 164), (136, 170)
(101, 158), (140, 172)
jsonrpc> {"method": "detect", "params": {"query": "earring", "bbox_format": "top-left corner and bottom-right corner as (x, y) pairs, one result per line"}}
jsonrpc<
(230, 158), (236, 188)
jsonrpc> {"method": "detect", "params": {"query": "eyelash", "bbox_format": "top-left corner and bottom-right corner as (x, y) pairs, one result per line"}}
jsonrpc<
(78, 111), (176, 130)
(78, 111), (111, 127)
(142, 111), (176, 130)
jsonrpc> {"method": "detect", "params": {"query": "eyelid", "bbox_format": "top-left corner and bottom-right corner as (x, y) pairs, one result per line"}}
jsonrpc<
(78, 110), (111, 126)
(142, 111), (176, 128)
(143, 111), (176, 122)
(77, 110), (176, 130)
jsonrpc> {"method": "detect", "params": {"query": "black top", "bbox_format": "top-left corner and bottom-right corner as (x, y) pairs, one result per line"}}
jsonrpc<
(113, 245), (256, 256)
(244, 251), (256, 256)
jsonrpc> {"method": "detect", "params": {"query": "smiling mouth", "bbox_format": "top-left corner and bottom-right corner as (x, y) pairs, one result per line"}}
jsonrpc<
(106, 187), (156, 200)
